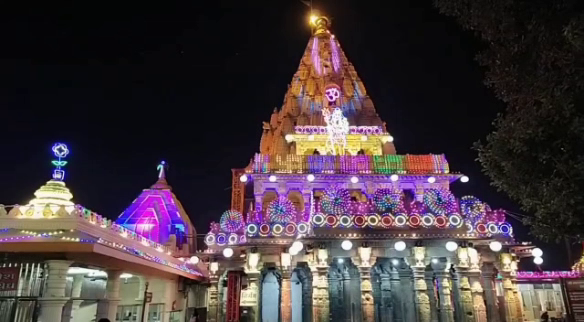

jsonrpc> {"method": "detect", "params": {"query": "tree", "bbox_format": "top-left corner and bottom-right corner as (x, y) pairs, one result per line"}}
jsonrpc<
(433, 0), (584, 242)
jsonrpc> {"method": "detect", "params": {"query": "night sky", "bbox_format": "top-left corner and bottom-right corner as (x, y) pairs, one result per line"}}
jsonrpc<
(0, 1), (565, 268)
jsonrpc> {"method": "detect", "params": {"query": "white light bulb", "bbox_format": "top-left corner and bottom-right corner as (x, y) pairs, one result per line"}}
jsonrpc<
(489, 241), (502, 252)
(350, 176), (359, 183)
(337, 258), (344, 264)
(307, 174), (315, 182)
(361, 135), (368, 141)
(269, 175), (277, 182)
(427, 176), (436, 183)
(391, 259), (399, 266)
(532, 248), (543, 257)
(223, 247), (234, 258)
(387, 135), (394, 142)
(534, 256), (543, 265)
(285, 134), (294, 142)
(390, 174), (399, 182)
(341, 240), (353, 251)
(460, 176), (469, 183)
(445, 241), (458, 252)
(431, 258), (439, 264)
(308, 135), (315, 141)
(190, 256), (200, 264)
(289, 247), (299, 256)
(394, 241), (406, 251)
(292, 241), (304, 252)
(239, 174), (248, 183)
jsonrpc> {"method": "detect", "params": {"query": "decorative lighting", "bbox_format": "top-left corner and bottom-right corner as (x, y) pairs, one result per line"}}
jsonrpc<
(289, 246), (300, 256)
(361, 135), (368, 141)
(423, 189), (456, 215)
(460, 176), (469, 183)
(308, 135), (315, 141)
(445, 241), (458, 252)
(51, 143), (69, 181)
(337, 258), (344, 264)
(220, 210), (245, 232)
(431, 258), (439, 264)
(390, 174), (399, 182)
(320, 186), (350, 214)
(350, 176), (359, 184)
(489, 241), (502, 252)
(190, 256), (200, 264)
(307, 174), (315, 182)
(387, 135), (394, 142)
(223, 247), (234, 258)
(120, 273), (133, 279)
(285, 134), (294, 142)
(534, 257), (543, 265)
(532, 248), (543, 257)
(239, 174), (248, 183)
(427, 176), (436, 183)
(291, 241), (304, 253)
(269, 175), (277, 182)
(341, 240), (353, 251)
(266, 197), (296, 223)
(394, 241), (406, 251)
(309, 15), (318, 25)
(391, 259), (399, 266)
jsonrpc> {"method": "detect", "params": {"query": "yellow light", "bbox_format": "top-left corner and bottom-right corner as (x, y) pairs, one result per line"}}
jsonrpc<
(310, 15), (318, 25)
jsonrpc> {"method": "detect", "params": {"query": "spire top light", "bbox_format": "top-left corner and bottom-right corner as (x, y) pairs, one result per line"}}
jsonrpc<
(157, 161), (167, 180)
(51, 143), (69, 181)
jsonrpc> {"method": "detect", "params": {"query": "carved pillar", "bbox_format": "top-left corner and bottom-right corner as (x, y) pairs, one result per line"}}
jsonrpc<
(377, 267), (393, 322)
(424, 266), (439, 322)
(431, 258), (454, 322)
(412, 247), (431, 322)
(38, 260), (73, 322)
(207, 276), (219, 322)
(281, 269), (292, 322)
(481, 262), (500, 322)
(389, 266), (404, 322)
(455, 247), (474, 322)
(500, 254), (517, 322)
(313, 248), (329, 322)
(246, 252), (262, 322)
(467, 248), (486, 322)
(394, 258), (416, 322)
(359, 247), (374, 322)
(96, 270), (122, 321)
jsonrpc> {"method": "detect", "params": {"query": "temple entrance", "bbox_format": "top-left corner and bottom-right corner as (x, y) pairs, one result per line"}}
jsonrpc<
(328, 258), (362, 322)
(261, 269), (280, 322)
(291, 264), (312, 322)
(291, 271), (302, 322)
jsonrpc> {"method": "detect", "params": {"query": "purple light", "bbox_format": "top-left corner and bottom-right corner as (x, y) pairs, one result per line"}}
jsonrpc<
(517, 271), (581, 279)
(330, 35), (341, 72)
(312, 37), (321, 75)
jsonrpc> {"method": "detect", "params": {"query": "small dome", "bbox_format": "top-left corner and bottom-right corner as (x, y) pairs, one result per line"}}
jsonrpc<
(28, 180), (74, 207)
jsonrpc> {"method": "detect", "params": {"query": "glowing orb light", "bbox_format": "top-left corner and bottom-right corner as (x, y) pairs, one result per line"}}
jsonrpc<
(394, 241), (406, 251)
(223, 247), (234, 258)
(341, 240), (353, 251)
(239, 174), (248, 182)
(532, 248), (543, 257)
(445, 241), (458, 252)
(534, 257), (543, 265)
(489, 241), (502, 252)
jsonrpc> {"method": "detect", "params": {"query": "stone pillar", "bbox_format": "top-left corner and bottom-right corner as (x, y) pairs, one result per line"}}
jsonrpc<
(390, 265), (403, 322)
(424, 266), (439, 322)
(431, 258), (454, 322)
(38, 260), (73, 322)
(359, 247), (374, 322)
(64, 274), (84, 322)
(96, 270), (122, 321)
(412, 247), (431, 322)
(245, 251), (262, 322)
(281, 269), (292, 322)
(467, 248), (486, 322)
(207, 276), (220, 322)
(398, 264), (416, 322)
(510, 260), (523, 322)
(455, 247), (474, 322)
(500, 254), (517, 322)
(481, 263), (500, 322)
(312, 247), (329, 322)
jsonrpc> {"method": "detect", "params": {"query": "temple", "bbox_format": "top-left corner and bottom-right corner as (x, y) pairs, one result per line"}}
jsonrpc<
(200, 15), (537, 322)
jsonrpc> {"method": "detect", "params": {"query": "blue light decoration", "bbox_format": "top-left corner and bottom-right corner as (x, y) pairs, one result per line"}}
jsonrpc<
(51, 143), (69, 181)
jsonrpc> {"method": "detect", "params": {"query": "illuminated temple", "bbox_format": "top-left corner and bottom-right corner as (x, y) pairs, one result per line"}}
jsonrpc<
(199, 16), (536, 322)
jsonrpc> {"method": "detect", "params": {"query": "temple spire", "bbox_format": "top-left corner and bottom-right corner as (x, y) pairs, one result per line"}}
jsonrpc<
(151, 161), (171, 189)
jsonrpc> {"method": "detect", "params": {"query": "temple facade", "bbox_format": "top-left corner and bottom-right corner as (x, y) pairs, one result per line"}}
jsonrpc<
(200, 16), (538, 322)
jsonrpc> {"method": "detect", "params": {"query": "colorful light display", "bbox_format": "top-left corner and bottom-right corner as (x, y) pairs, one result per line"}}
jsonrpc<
(51, 143), (69, 181)
(219, 210), (245, 233)
(373, 189), (403, 212)
(460, 196), (486, 224)
(516, 271), (581, 279)
(311, 37), (321, 75)
(266, 197), (296, 223)
(320, 186), (350, 214)
(423, 189), (457, 215)
(330, 35), (341, 72)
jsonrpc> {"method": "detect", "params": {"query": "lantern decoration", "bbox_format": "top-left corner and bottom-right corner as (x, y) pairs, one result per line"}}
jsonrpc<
(374, 189), (403, 212)
(320, 186), (350, 215)
(460, 196), (486, 224)
(423, 189), (457, 215)
(266, 196), (296, 223)
(219, 210), (245, 233)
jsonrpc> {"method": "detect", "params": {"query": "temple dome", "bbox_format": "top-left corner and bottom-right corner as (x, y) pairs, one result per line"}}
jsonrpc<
(28, 180), (74, 207)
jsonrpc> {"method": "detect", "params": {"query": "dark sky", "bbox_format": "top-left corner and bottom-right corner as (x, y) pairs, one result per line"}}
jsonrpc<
(0, 1), (567, 268)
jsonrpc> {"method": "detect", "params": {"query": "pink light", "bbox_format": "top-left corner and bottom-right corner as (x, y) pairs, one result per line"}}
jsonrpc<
(516, 271), (581, 279)
(312, 37), (321, 75)
(330, 35), (341, 73)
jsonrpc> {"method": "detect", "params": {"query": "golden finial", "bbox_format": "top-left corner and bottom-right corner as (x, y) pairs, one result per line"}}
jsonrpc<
(309, 13), (330, 35)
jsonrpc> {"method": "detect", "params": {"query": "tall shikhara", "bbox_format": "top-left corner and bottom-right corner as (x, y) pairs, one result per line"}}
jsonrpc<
(260, 16), (396, 156)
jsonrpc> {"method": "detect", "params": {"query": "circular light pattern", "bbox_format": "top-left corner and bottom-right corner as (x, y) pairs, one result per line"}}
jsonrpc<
(476, 223), (487, 234)
(488, 223), (499, 234)
(204, 233), (216, 245)
(499, 223), (512, 235)
(294, 223), (307, 235)
(460, 196), (486, 224)
(239, 174), (248, 182)
(353, 215), (366, 227)
(326, 215), (339, 227)
(395, 215), (407, 227)
(341, 240), (353, 251)
(532, 248), (543, 257)
(427, 176), (436, 183)
(307, 174), (315, 182)
(460, 176), (469, 183)
(223, 247), (234, 258)
(489, 241), (502, 252)
(259, 224), (270, 236)
(272, 224), (283, 236)
(381, 215), (394, 228)
(390, 174), (399, 182)
(266, 197), (296, 223)
(190, 256), (200, 264)
(320, 186), (350, 215)
(422, 214), (435, 227)
(423, 189), (457, 215)
(408, 214), (421, 227)
(448, 214), (463, 228)
(350, 176), (359, 183)
(312, 213), (325, 226)
(367, 214), (380, 226)
(435, 216), (448, 228)
(534, 257), (543, 265)
(228, 234), (238, 245)
(220, 210), (245, 233)
(394, 241), (406, 251)
(445, 241), (458, 252)
(373, 189), (403, 212)
(247, 224), (258, 235)
(269, 175), (277, 182)
(339, 215), (352, 227)
(52, 143), (70, 158)
(285, 223), (297, 236)
(216, 233), (227, 245)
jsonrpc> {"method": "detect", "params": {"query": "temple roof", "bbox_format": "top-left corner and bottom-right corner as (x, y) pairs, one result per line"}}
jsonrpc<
(260, 15), (393, 155)
(28, 180), (75, 207)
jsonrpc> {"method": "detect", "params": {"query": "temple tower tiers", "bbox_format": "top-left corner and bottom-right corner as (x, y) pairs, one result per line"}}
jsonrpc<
(202, 14), (529, 322)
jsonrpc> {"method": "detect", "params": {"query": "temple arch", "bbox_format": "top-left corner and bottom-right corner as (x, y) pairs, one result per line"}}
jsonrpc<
(292, 263), (313, 322)
(260, 267), (282, 322)
(328, 258), (362, 322)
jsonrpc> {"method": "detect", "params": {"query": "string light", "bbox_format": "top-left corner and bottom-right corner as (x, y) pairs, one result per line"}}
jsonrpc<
(219, 210), (245, 233)
(266, 197), (296, 223)
(320, 186), (350, 214)
(51, 143), (69, 181)
(423, 189), (457, 215)
(374, 189), (403, 212)
(460, 196), (486, 224)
